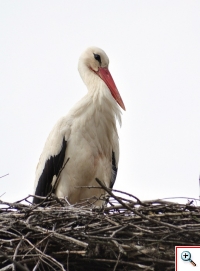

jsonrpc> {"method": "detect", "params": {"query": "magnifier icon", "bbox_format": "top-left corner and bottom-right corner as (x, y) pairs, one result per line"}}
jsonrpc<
(181, 251), (196, 266)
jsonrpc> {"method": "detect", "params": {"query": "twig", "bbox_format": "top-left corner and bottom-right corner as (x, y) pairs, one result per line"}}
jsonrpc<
(13, 239), (23, 270)
(0, 264), (14, 271)
(0, 251), (30, 271)
(0, 174), (9, 178)
(24, 238), (66, 271)
(113, 252), (121, 271)
(95, 178), (184, 231)
(1, 185), (200, 270)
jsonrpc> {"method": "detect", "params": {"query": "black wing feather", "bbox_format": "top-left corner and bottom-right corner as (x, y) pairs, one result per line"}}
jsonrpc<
(33, 138), (67, 204)
(110, 151), (118, 189)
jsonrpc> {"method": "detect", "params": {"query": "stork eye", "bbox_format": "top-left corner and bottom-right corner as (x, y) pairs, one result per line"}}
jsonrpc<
(93, 53), (101, 64)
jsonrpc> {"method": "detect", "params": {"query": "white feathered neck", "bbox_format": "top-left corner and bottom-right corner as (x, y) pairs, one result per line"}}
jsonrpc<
(77, 59), (122, 127)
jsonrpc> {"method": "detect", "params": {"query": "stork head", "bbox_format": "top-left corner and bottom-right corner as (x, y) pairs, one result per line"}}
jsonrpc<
(78, 46), (126, 111)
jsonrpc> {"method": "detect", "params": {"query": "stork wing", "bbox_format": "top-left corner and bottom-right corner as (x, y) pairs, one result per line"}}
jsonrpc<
(33, 137), (67, 204)
(110, 150), (118, 189)
(110, 129), (119, 189)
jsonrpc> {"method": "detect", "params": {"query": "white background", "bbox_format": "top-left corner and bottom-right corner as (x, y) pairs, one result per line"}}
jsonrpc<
(0, 1), (200, 203)
(176, 247), (200, 270)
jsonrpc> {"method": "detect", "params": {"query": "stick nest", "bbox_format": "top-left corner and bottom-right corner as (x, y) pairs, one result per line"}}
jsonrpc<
(0, 183), (200, 271)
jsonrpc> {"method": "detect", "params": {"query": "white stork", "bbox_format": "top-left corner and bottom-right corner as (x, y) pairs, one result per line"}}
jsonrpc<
(33, 46), (125, 205)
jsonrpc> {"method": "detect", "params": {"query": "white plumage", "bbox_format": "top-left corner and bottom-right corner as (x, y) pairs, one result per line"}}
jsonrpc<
(33, 46), (125, 205)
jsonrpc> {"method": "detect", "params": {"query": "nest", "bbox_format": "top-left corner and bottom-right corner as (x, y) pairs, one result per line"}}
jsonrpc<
(0, 180), (200, 271)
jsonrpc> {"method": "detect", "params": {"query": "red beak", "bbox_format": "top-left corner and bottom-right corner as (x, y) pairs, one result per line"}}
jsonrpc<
(96, 67), (126, 111)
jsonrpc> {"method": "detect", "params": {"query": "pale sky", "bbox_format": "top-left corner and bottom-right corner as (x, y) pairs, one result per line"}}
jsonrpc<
(1, 0), (200, 203)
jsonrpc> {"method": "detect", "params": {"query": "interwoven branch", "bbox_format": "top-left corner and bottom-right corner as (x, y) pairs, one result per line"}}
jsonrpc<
(0, 183), (200, 271)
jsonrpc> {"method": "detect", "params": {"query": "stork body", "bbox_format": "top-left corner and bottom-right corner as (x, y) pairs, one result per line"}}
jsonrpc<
(33, 47), (125, 205)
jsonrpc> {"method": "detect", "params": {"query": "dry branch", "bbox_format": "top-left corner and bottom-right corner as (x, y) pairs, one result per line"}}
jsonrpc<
(0, 183), (200, 271)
